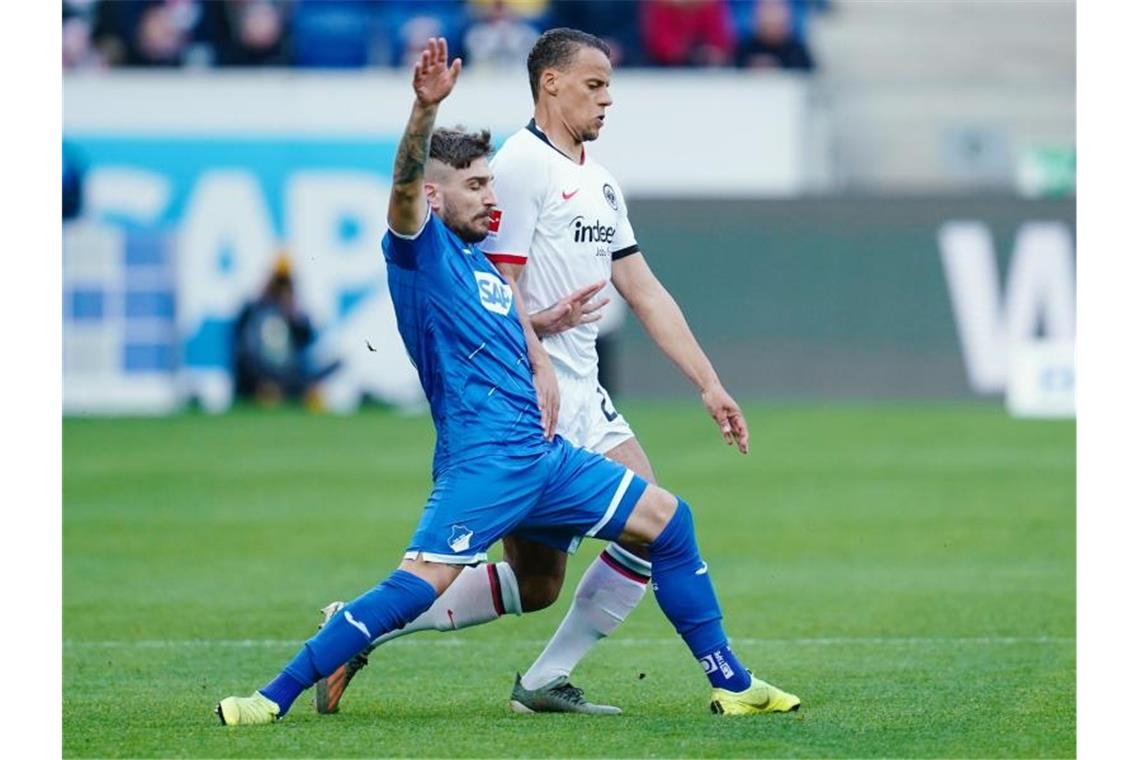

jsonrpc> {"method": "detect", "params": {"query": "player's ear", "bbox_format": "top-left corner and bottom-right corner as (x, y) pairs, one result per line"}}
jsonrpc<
(424, 181), (442, 212)
(541, 69), (559, 97)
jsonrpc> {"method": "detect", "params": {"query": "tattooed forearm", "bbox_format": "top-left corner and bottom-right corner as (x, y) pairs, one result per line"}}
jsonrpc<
(392, 104), (437, 188)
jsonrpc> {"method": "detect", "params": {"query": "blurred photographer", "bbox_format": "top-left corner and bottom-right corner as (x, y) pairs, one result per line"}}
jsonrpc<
(233, 258), (340, 407)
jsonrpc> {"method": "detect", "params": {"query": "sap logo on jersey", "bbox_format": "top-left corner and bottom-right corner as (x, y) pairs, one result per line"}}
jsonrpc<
(474, 271), (512, 315)
(569, 215), (616, 245)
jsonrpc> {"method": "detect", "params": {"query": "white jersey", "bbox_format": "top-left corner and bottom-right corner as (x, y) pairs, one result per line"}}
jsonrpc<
(482, 121), (639, 380)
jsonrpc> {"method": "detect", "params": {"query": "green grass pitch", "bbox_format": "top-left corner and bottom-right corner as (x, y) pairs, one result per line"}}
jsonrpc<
(63, 402), (1074, 758)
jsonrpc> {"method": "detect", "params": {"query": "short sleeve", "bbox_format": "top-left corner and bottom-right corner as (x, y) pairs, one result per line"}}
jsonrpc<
(609, 182), (639, 260)
(483, 143), (547, 267)
(382, 210), (437, 271)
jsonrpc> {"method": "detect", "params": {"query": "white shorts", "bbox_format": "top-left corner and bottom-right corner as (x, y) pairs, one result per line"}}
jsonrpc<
(553, 365), (635, 455)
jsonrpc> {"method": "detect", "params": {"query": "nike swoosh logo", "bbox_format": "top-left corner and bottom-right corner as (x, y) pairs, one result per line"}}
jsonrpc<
(561, 189), (580, 200)
(695, 562), (708, 576)
(343, 610), (371, 639)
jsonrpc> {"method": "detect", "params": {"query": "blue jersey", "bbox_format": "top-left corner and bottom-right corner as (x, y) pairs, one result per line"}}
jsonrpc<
(382, 213), (547, 477)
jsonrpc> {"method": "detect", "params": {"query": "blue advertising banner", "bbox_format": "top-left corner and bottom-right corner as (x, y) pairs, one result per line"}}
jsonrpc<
(64, 135), (426, 413)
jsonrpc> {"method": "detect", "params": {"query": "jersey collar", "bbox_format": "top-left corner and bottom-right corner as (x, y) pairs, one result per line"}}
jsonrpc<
(526, 119), (586, 165)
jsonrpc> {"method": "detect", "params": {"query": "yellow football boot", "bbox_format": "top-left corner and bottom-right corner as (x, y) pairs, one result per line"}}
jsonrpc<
(710, 676), (801, 715)
(216, 692), (281, 725)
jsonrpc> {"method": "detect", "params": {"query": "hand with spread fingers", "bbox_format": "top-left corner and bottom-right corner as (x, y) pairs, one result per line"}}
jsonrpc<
(530, 280), (611, 338)
(412, 37), (462, 106)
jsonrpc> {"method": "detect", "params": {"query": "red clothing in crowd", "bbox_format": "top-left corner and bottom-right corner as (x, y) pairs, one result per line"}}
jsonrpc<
(641, 0), (735, 67)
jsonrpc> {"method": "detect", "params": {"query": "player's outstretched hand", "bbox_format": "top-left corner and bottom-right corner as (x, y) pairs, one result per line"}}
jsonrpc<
(532, 360), (560, 440)
(530, 280), (610, 338)
(412, 37), (462, 107)
(701, 383), (750, 454)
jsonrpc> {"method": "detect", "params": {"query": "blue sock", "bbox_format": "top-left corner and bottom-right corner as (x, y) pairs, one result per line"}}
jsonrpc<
(259, 569), (437, 716)
(259, 671), (307, 712)
(648, 499), (751, 691)
(695, 643), (752, 692)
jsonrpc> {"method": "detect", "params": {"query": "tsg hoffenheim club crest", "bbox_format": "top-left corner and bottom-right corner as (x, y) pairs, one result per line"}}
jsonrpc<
(448, 525), (474, 553)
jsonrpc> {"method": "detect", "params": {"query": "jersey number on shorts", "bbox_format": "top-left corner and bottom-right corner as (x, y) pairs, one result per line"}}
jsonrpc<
(596, 386), (619, 422)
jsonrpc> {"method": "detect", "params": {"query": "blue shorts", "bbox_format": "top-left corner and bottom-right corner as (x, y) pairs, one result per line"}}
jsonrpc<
(403, 436), (648, 564)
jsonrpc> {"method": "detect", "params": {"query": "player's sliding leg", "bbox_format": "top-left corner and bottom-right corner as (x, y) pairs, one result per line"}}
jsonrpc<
(518, 437), (655, 702)
(316, 537), (622, 716)
(216, 559), (460, 725)
(314, 562), (522, 713)
(621, 485), (801, 716)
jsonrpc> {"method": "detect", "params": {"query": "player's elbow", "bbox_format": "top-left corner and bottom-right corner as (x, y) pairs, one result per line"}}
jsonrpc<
(631, 285), (680, 325)
(627, 290), (665, 323)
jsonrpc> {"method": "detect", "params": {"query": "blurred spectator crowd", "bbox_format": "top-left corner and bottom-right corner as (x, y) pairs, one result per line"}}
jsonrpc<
(63, 0), (825, 72)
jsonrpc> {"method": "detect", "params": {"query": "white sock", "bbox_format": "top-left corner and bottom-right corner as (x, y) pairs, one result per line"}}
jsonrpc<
(520, 543), (650, 690)
(372, 562), (521, 645)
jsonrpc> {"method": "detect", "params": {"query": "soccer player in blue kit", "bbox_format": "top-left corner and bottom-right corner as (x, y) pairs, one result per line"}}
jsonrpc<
(215, 38), (799, 725)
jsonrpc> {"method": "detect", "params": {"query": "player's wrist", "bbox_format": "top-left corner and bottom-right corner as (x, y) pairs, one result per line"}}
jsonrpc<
(698, 377), (724, 396)
(528, 307), (559, 339)
(527, 313), (547, 337)
(530, 354), (555, 374)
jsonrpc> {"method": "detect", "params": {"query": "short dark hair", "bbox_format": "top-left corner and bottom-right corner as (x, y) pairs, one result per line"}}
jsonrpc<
(429, 127), (493, 170)
(527, 28), (611, 102)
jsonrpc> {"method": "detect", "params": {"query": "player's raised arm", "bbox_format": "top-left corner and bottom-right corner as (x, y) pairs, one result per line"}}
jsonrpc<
(388, 38), (462, 236)
(612, 252), (750, 455)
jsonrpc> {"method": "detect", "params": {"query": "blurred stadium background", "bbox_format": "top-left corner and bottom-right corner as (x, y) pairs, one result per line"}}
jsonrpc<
(62, 1), (1076, 757)
(62, 0), (1075, 414)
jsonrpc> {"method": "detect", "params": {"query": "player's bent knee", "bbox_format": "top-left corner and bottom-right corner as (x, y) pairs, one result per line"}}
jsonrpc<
(615, 538), (652, 561)
(517, 573), (564, 612)
(398, 557), (462, 596)
(619, 485), (678, 546)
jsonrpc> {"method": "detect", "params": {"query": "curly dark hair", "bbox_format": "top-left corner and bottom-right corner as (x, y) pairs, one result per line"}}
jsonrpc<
(526, 28), (611, 102)
(429, 127), (493, 170)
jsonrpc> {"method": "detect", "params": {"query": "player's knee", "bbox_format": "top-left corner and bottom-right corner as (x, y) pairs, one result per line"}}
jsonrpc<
(397, 557), (460, 596)
(620, 485), (678, 545)
(656, 499), (693, 544)
(517, 573), (564, 612)
(646, 499), (699, 569)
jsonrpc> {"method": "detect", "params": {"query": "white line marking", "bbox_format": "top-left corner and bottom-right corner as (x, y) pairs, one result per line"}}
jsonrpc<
(62, 635), (1074, 649)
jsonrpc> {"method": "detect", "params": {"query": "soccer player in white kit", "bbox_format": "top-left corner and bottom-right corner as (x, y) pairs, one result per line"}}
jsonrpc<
(314, 28), (754, 716)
